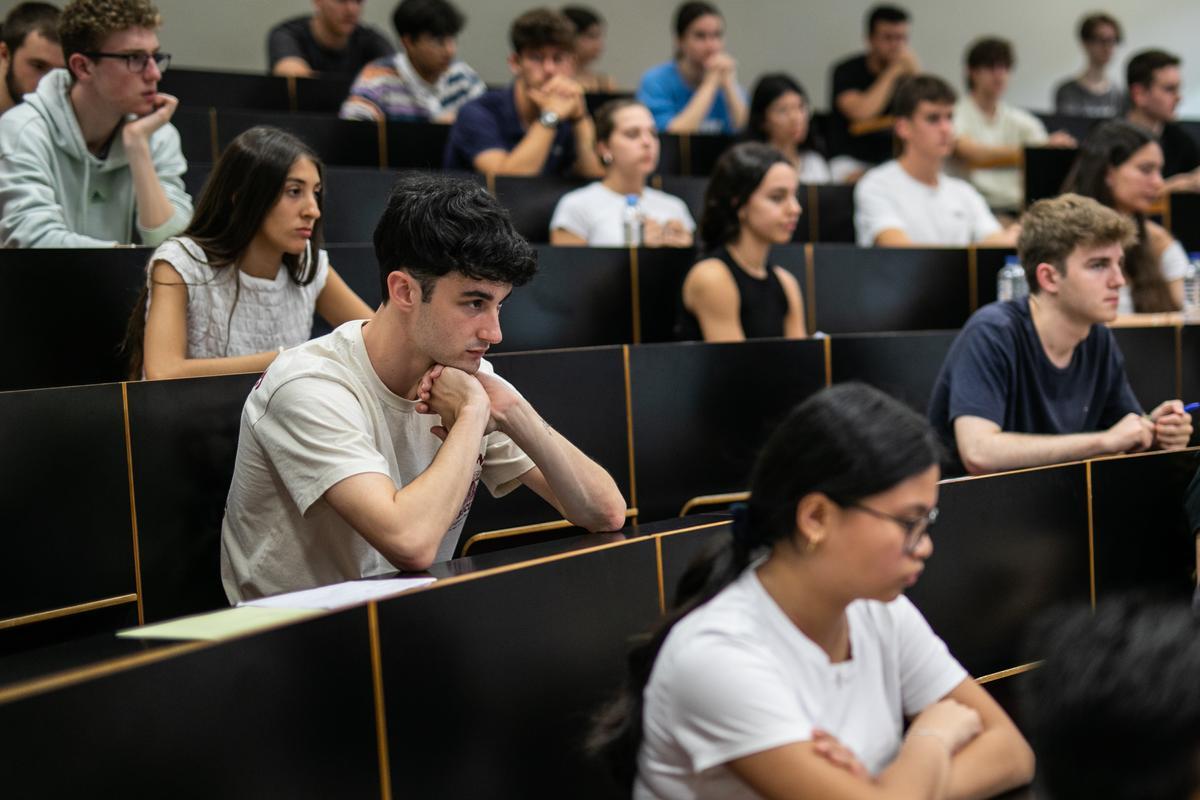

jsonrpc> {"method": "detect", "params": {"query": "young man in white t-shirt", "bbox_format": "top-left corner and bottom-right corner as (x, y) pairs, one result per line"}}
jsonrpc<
(220, 173), (627, 603)
(854, 73), (1018, 247)
(952, 38), (1076, 213)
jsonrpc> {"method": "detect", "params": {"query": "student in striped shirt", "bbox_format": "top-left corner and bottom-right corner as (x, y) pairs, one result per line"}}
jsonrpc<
(339, 0), (484, 124)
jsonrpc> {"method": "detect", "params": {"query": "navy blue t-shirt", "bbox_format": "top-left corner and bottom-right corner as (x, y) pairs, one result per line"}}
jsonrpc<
(928, 297), (1142, 474)
(443, 87), (576, 175)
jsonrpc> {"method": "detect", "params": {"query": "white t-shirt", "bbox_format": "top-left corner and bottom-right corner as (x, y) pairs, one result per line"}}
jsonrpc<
(146, 236), (330, 359)
(854, 160), (1002, 247)
(952, 98), (1048, 210)
(1118, 239), (1189, 314)
(549, 182), (695, 246)
(635, 567), (967, 800)
(796, 150), (833, 185)
(220, 321), (534, 603)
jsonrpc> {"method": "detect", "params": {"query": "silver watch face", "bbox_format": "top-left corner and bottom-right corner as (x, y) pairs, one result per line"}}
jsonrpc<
(539, 110), (560, 127)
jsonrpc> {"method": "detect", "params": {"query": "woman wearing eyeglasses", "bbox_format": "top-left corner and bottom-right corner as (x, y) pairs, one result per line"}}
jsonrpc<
(0, 6), (192, 248)
(591, 383), (1034, 800)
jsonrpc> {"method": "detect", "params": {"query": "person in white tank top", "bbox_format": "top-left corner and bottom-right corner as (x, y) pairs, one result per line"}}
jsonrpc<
(128, 125), (373, 380)
(589, 384), (1034, 800)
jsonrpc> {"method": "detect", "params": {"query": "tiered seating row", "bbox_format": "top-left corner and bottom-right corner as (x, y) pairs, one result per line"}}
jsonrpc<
(1, 444), (1195, 797)
(3, 329), (1198, 651)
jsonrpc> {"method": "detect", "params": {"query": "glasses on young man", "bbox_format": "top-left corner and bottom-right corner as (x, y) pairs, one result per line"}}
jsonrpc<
(84, 51), (172, 74)
(847, 503), (939, 554)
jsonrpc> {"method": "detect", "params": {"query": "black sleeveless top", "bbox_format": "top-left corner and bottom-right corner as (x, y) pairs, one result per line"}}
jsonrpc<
(676, 247), (791, 340)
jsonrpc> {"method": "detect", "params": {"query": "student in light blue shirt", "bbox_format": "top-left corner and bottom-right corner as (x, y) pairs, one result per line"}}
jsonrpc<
(635, 1), (746, 135)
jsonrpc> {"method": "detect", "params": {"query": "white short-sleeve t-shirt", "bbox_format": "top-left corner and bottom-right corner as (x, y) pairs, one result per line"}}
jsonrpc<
(1118, 239), (1189, 314)
(635, 567), (967, 800)
(220, 321), (534, 603)
(549, 182), (696, 246)
(146, 237), (330, 358)
(952, 98), (1048, 211)
(854, 160), (1002, 247)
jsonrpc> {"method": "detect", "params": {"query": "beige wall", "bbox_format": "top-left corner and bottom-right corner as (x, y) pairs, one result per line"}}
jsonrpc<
(7, 0), (1199, 114)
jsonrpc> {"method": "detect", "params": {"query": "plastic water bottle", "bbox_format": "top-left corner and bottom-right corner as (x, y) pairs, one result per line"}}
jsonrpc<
(1184, 253), (1200, 322)
(622, 194), (642, 247)
(997, 255), (1028, 303)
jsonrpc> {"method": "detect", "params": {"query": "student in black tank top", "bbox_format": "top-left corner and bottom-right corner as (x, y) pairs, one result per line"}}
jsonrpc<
(678, 142), (808, 341)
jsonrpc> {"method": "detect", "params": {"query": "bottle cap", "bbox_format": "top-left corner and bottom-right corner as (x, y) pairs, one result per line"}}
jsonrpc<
(626, 194), (639, 206)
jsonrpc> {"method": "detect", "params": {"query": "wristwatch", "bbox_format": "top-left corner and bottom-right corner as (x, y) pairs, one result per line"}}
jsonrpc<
(538, 110), (560, 129)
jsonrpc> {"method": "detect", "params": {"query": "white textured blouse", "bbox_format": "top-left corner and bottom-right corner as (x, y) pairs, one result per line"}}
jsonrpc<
(145, 237), (329, 359)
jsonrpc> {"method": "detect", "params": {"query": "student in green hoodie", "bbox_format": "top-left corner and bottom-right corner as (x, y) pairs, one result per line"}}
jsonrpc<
(0, 0), (190, 247)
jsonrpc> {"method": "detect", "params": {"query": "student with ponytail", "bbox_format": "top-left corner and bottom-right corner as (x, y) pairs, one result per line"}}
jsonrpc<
(127, 125), (373, 379)
(591, 383), (1034, 799)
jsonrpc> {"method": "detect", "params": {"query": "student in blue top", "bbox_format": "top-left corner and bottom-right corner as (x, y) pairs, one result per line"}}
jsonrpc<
(927, 193), (1192, 476)
(635, 1), (746, 135)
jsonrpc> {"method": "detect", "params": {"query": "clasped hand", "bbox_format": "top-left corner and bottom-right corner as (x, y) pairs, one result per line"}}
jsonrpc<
(415, 365), (522, 440)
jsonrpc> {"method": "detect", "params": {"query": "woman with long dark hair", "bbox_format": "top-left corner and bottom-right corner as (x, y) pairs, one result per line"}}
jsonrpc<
(1063, 119), (1185, 314)
(128, 126), (373, 379)
(591, 383), (1035, 798)
(678, 142), (805, 341)
(747, 73), (832, 184)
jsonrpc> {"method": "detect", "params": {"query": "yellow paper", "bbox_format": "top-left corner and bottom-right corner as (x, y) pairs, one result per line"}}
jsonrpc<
(117, 606), (322, 641)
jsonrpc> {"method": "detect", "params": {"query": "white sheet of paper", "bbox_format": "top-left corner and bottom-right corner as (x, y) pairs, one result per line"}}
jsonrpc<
(118, 606), (322, 641)
(239, 577), (438, 610)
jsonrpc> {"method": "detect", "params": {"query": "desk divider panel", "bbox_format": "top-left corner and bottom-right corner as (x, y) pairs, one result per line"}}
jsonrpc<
(1089, 449), (1200, 601)
(0, 608), (380, 798)
(458, 346), (632, 547)
(492, 174), (589, 244)
(0, 383), (135, 645)
(657, 520), (733, 609)
(323, 243), (381, 311)
(1024, 146), (1077, 205)
(629, 339), (827, 522)
(1111, 326), (1180, 403)
(634, 247), (694, 343)
(655, 174), (707, 227)
(321, 167), (401, 243)
(810, 184), (857, 243)
(909, 464), (1092, 678)
(172, 106), (217, 164)
(377, 538), (659, 799)
(215, 109), (383, 168)
(159, 68), (292, 111)
(830, 330), (958, 414)
(1168, 192), (1200, 252)
(492, 246), (632, 352)
(810, 245), (971, 334)
(1183, 325), (1200, 404)
(292, 74), (356, 114)
(0, 247), (148, 391)
(972, 247), (1016, 309)
(384, 119), (453, 169)
(126, 374), (260, 623)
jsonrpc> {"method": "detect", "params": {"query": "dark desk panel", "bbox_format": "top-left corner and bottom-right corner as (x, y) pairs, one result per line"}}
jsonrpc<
(173, 106), (216, 164)
(1184, 325), (1200, 405)
(635, 247), (694, 343)
(493, 174), (588, 243)
(127, 374), (259, 622)
(1111, 326), (1178, 404)
(1024, 146), (1077, 204)
(378, 538), (659, 799)
(324, 243), (380, 309)
(810, 183), (856, 243)
(293, 74), (355, 113)
(810, 245), (971, 334)
(1169, 192), (1200, 252)
(658, 520), (732, 609)
(160, 68), (291, 111)
(0, 384), (134, 621)
(460, 347), (631, 545)
(1032, 113), (1099, 144)
(183, 161), (213, 203)
(493, 246), (632, 352)
(321, 166), (399, 243)
(630, 339), (826, 521)
(830, 331), (958, 413)
(910, 465), (1092, 677)
(0, 609), (379, 798)
(215, 109), (382, 168)
(1090, 449), (1199, 600)
(656, 174), (707, 227)
(384, 119), (453, 170)
(0, 248), (148, 391)
(973, 247), (1017, 308)
(657, 133), (735, 177)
